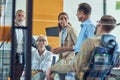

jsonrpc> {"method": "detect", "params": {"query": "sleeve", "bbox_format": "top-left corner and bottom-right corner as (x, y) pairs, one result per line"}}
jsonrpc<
(41, 52), (53, 72)
(32, 52), (39, 70)
(86, 24), (95, 38)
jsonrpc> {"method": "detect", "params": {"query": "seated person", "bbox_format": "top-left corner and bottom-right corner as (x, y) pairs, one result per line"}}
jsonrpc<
(32, 34), (53, 80)
(46, 15), (117, 80)
(51, 12), (77, 80)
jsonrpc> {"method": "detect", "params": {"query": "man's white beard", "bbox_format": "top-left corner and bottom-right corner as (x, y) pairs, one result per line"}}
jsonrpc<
(17, 21), (23, 26)
(15, 20), (24, 26)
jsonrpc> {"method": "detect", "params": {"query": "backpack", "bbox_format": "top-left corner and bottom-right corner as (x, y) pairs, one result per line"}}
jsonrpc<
(83, 34), (118, 80)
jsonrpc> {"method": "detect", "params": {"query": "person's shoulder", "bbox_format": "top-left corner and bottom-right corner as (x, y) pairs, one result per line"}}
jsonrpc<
(86, 18), (93, 23)
(32, 48), (37, 52)
(85, 36), (99, 42)
(89, 35), (101, 40)
(67, 25), (75, 32)
(32, 49), (38, 58)
(45, 51), (53, 58)
(84, 37), (93, 43)
(85, 36), (101, 45)
(81, 36), (98, 48)
(45, 50), (53, 55)
(84, 19), (95, 26)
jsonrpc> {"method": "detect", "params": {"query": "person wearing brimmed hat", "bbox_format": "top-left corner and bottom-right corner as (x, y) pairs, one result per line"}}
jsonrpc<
(32, 34), (53, 80)
(46, 15), (117, 80)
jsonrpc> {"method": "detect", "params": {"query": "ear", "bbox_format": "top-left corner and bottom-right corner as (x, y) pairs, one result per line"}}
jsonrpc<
(97, 23), (102, 27)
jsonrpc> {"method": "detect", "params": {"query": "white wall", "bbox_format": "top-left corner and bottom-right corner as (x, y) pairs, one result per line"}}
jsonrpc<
(106, 0), (120, 45)
(15, 0), (26, 12)
(0, 0), (26, 26)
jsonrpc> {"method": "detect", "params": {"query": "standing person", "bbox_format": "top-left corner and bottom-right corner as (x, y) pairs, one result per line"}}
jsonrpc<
(3, 9), (42, 80)
(32, 34), (53, 80)
(52, 12), (77, 80)
(74, 3), (95, 53)
(13, 9), (26, 80)
(51, 3), (95, 54)
(46, 15), (117, 80)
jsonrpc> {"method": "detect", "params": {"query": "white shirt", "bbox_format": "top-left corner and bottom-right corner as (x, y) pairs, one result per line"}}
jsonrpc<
(32, 49), (53, 72)
(15, 29), (24, 53)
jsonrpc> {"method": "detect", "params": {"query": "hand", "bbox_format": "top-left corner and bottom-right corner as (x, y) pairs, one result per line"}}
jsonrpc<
(46, 68), (53, 80)
(54, 47), (63, 53)
(51, 47), (62, 54)
(51, 48), (57, 54)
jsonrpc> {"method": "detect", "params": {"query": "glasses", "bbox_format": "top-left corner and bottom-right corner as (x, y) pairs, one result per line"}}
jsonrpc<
(37, 39), (46, 43)
(17, 14), (24, 17)
(96, 21), (116, 26)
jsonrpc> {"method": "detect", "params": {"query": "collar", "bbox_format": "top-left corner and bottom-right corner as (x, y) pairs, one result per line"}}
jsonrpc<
(80, 18), (91, 28)
(62, 28), (66, 32)
(37, 49), (47, 56)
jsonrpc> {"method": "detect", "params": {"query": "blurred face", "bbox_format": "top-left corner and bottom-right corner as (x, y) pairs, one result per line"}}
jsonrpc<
(76, 10), (87, 22)
(15, 11), (25, 23)
(58, 14), (69, 28)
(36, 37), (47, 49)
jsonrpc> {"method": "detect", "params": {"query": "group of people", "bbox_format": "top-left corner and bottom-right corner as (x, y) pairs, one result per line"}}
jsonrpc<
(11, 2), (117, 80)
(46, 2), (117, 80)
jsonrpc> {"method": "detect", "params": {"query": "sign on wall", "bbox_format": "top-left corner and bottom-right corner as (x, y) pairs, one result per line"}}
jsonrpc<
(116, 1), (120, 9)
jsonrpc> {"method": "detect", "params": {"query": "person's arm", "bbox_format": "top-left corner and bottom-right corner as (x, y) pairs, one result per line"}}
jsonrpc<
(46, 53), (79, 80)
(46, 38), (95, 78)
(51, 47), (73, 54)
